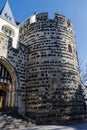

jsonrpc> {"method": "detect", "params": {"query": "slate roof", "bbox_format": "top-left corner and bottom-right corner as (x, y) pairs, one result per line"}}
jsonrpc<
(0, 0), (20, 26)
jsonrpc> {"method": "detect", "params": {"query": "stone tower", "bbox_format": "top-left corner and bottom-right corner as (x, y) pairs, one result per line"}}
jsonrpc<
(19, 13), (86, 124)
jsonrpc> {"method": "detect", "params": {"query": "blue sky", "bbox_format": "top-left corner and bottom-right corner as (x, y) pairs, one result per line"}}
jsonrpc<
(0, 0), (87, 68)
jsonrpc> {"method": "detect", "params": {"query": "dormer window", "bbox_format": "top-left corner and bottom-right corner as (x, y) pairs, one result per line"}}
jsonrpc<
(5, 13), (12, 21)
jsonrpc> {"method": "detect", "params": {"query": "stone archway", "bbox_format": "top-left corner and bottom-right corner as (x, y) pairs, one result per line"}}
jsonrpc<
(0, 56), (18, 110)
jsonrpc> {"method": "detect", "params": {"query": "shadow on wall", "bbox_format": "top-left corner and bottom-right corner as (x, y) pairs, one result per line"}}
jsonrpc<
(69, 83), (86, 121)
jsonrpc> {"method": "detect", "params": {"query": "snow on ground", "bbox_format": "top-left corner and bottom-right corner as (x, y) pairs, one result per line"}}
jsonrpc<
(20, 123), (87, 130)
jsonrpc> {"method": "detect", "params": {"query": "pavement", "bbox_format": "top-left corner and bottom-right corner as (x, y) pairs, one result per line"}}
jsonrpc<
(19, 124), (87, 130)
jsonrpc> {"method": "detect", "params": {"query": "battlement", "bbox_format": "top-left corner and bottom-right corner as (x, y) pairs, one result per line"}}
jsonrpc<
(22, 12), (73, 29)
(19, 12), (74, 45)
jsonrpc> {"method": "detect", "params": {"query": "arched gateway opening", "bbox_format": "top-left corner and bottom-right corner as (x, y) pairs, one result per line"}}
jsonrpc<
(0, 56), (18, 111)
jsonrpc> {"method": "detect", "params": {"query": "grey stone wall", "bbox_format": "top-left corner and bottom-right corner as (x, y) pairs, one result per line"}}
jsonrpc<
(0, 33), (27, 112)
(19, 13), (86, 124)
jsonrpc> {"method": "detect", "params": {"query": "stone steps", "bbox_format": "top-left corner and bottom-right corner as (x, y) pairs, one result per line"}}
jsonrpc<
(0, 112), (33, 130)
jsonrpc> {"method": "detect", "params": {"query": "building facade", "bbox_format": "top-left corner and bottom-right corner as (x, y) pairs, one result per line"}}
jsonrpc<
(0, 1), (86, 124)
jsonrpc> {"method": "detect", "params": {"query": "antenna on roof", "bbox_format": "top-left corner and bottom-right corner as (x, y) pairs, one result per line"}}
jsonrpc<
(33, 12), (37, 15)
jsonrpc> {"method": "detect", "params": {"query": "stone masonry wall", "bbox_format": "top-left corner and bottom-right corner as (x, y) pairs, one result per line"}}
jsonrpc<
(19, 13), (86, 124)
(0, 32), (27, 112)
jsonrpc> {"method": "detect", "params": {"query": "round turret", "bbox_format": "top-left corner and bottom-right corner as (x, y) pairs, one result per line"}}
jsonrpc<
(19, 13), (86, 124)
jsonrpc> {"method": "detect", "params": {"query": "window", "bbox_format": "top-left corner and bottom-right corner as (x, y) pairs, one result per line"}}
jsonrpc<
(5, 13), (12, 21)
(2, 25), (14, 38)
(2, 26), (11, 37)
(68, 44), (72, 53)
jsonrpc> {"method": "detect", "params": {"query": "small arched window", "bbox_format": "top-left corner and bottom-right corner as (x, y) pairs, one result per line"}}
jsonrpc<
(68, 44), (72, 53)
(2, 25), (14, 38)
